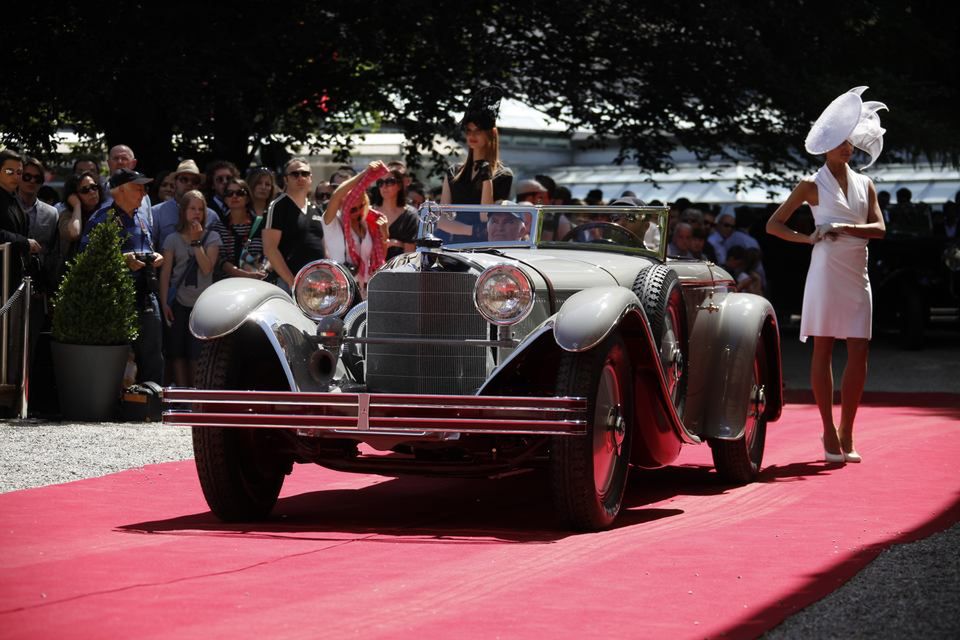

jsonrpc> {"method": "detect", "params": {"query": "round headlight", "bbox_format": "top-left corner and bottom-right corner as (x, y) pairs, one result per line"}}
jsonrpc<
(473, 264), (535, 325)
(294, 260), (355, 319)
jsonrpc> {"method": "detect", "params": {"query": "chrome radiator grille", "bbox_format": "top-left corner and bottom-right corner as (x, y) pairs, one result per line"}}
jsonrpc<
(365, 271), (489, 394)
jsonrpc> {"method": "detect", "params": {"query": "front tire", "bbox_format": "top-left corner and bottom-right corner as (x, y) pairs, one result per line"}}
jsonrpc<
(551, 334), (634, 531)
(710, 339), (768, 483)
(192, 335), (289, 521)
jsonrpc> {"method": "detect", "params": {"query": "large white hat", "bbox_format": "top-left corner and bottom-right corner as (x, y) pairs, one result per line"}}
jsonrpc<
(804, 86), (888, 169)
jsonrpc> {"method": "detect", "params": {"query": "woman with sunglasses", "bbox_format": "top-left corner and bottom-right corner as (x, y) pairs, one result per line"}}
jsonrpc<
(246, 167), (279, 217)
(323, 160), (390, 296)
(59, 170), (103, 264)
(150, 170), (176, 203)
(209, 178), (267, 279)
(377, 169), (419, 259)
(262, 158), (326, 292)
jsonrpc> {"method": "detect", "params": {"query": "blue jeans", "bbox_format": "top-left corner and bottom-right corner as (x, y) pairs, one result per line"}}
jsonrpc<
(134, 294), (164, 384)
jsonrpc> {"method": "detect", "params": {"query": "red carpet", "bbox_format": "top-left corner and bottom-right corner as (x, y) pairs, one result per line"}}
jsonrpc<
(1, 402), (958, 639)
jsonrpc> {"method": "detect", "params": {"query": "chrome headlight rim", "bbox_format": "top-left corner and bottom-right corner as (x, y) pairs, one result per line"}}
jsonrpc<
(293, 259), (356, 320)
(473, 264), (536, 326)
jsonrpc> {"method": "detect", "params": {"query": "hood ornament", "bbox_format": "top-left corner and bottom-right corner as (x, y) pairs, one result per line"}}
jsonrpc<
(416, 201), (457, 250)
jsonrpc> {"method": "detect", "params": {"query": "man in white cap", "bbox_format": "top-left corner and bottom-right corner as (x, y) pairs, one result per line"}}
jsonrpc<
(150, 159), (220, 252)
(486, 210), (527, 242)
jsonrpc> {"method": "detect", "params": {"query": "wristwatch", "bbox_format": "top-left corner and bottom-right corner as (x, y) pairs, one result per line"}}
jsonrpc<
(190, 240), (202, 247)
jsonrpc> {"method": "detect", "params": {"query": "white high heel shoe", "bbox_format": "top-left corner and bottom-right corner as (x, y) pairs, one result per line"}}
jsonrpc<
(842, 448), (862, 463)
(839, 430), (862, 463)
(821, 435), (845, 463)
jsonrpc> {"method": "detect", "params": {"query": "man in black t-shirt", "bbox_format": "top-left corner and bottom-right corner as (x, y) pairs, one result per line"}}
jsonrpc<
(263, 158), (325, 291)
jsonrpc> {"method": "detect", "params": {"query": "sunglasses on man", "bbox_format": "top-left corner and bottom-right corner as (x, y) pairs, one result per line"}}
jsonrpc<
(21, 172), (44, 184)
(287, 170), (312, 179)
(2, 167), (23, 176)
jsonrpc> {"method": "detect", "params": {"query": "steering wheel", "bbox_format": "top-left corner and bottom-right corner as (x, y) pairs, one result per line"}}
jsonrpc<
(561, 222), (643, 246)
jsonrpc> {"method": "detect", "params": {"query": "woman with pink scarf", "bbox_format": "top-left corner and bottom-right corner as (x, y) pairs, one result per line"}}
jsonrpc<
(322, 160), (390, 295)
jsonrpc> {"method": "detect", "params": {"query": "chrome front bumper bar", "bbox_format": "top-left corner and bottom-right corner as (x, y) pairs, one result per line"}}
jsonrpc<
(163, 389), (588, 436)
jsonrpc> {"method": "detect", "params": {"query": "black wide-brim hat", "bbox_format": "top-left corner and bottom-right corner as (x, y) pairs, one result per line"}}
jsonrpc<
(460, 86), (506, 130)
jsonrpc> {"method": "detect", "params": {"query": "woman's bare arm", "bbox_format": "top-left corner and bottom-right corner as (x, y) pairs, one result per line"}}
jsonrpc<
(766, 180), (819, 244)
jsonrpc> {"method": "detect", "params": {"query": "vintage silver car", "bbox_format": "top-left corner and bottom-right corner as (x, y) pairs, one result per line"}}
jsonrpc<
(164, 203), (783, 531)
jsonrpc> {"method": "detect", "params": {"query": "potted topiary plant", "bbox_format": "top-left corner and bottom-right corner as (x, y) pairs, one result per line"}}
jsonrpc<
(51, 214), (139, 420)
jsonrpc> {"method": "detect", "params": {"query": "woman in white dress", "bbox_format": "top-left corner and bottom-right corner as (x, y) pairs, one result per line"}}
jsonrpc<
(767, 87), (888, 463)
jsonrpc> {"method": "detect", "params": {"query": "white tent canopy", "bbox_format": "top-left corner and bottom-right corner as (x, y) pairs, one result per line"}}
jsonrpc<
(550, 162), (960, 205)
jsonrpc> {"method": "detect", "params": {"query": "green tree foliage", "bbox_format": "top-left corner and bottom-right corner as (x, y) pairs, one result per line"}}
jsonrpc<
(2, 1), (957, 178)
(52, 217), (138, 346)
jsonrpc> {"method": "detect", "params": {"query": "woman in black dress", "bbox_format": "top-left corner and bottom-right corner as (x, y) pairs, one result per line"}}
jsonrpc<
(441, 87), (513, 206)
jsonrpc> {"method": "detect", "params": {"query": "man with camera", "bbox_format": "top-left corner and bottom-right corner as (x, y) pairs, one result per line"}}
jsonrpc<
(80, 169), (164, 385)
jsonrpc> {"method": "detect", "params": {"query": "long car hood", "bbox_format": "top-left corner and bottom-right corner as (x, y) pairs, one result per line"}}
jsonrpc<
(439, 248), (620, 290)
(510, 249), (653, 290)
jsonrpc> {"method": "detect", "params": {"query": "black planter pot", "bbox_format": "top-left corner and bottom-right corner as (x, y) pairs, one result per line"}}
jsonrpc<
(51, 342), (129, 421)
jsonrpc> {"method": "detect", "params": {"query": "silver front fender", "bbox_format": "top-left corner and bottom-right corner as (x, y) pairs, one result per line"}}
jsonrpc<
(190, 278), (293, 339)
(553, 286), (642, 352)
(189, 278), (328, 392)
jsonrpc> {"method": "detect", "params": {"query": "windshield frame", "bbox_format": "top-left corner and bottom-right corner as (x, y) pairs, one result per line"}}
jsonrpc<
(416, 203), (669, 260)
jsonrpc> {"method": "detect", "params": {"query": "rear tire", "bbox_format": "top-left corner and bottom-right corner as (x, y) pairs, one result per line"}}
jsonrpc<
(710, 339), (768, 483)
(192, 335), (289, 521)
(551, 334), (634, 531)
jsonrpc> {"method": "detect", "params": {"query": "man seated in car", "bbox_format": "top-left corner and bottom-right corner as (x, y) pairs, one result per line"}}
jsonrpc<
(487, 210), (527, 241)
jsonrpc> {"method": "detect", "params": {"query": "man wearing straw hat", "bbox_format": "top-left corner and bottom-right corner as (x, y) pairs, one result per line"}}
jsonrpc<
(150, 159), (220, 253)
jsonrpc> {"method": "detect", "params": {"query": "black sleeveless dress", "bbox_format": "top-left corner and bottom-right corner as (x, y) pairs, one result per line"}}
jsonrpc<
(447, 161), (513, 204)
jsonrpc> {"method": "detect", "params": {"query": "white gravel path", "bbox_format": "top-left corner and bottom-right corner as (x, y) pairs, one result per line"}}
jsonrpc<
(0, 419), (192, 493)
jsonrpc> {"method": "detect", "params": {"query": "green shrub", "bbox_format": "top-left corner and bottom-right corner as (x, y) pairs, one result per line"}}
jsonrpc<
(52, 215), (138, 345)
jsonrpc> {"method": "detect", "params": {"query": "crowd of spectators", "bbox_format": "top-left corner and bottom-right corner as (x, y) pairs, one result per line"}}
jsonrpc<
(2, 143), (957, 407)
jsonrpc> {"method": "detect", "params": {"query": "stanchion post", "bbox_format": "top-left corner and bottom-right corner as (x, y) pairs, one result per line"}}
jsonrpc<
(19, 277), (31, 419)
(1, 244), (9, 384)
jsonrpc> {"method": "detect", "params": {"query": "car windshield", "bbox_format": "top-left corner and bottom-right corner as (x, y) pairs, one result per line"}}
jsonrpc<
(417, 204), (668, 259)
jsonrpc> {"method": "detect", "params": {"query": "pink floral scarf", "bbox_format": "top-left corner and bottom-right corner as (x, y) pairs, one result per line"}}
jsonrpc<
(340, 165), (389, 284)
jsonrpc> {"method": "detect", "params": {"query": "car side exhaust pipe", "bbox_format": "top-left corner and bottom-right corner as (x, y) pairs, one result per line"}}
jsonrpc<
(309, 349), (337, 385)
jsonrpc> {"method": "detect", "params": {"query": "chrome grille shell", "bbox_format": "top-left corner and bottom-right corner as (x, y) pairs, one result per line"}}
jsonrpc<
(365, 271), (489, 394)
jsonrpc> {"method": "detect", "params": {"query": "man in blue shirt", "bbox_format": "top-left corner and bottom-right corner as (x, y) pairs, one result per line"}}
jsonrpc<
(82, 169), (164, 385)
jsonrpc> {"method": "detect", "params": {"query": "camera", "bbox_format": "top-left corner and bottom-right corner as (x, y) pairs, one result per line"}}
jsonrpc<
(135, 252), (159, 296)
